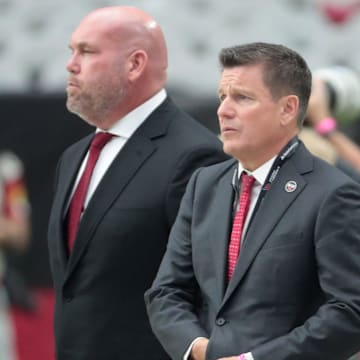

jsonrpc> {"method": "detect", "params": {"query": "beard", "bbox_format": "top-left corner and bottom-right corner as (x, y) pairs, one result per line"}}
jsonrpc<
(66, 77), (125, 127)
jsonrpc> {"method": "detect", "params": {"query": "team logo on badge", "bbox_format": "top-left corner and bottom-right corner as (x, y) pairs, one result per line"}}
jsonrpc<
(285, 180), (297, 193)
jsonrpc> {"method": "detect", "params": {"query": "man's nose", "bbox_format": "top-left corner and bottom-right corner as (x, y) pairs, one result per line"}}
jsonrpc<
(66, 54), (80, 74)
(217, 98), (235, 119)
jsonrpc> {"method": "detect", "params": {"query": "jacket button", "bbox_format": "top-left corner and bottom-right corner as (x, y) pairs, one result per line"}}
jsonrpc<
(216, 317), (226, 326)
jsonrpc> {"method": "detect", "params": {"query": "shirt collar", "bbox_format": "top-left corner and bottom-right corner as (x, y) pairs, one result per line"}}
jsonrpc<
(96, 89), (167, 138)
(238, 155), (277, 186)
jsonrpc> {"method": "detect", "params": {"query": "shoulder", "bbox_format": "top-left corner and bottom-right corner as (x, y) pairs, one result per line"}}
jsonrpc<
(292, 145), (360, 210)
(307, 149), (356, 188)
(163, 98), (222, 144)
(191, 158), (236, 183)
(57, 134), (93, 169)
(62, 134), (92, 155)
(295, 141), (355, 187)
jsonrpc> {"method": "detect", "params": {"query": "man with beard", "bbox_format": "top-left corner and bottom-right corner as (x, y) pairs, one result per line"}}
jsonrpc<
(47, 6), (227, 360)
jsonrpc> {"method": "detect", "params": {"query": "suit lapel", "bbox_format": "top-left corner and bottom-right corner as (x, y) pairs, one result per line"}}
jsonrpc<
(209, 162), (238, 303)
(63, 98), (174, 284)
(222, 146), (312, 304)
(53, 137), (92, 272)
(64, 134), (156, 281)
(59, 137), (92, 222)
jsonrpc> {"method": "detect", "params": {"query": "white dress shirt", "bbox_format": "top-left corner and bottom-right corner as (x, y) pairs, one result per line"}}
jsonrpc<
(237, 156), (276, 242)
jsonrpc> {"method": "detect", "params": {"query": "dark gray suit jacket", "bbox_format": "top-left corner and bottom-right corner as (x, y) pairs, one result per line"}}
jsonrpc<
(47, 96), (228, 360)
(145, 141), (360, 360)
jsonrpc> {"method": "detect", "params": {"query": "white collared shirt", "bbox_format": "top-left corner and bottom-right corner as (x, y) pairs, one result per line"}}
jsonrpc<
(70, 89), (167, 210)
(237, 155), (276, 241)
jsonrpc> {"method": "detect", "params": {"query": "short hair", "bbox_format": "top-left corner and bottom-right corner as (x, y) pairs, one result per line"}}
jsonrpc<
(219, 42), (312, 127)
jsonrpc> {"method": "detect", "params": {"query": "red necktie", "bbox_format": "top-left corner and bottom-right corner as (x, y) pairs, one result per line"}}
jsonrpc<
(227, 172), (255, 281)
(67, 132), (113, 252)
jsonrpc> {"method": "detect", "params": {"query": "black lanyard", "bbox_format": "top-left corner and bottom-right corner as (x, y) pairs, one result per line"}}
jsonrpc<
(231, 136), (299, 219)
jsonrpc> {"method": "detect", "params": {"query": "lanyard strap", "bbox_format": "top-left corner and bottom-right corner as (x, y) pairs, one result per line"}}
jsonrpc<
(231, 136), (299, 220)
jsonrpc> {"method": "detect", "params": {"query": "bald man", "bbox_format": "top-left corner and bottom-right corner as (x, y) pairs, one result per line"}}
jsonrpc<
(47, 6), (227, 360)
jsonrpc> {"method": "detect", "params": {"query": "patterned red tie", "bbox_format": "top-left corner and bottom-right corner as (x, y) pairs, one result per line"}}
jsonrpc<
(227, 172), (255, 281)
(67, 132), (113, 252)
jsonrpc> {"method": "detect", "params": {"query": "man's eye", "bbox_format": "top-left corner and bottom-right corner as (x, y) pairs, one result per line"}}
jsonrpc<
(235, 94), (253, 103)
(236, 94), (248, 101)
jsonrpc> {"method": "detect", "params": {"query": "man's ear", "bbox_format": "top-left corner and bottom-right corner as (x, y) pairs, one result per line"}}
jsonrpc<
(279, 95), (299, 126)
(128, 50), (148, 82)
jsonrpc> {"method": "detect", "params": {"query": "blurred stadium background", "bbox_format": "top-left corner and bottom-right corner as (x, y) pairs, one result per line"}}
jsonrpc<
(1, 0), (360, 359)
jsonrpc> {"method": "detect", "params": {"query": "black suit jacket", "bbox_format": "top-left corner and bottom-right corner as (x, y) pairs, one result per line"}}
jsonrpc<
(145, 142), (360, 360)
(47, 97), (228, 360)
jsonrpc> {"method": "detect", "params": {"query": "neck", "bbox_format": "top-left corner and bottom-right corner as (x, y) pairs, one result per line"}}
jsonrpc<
(239, 136), (299, 172)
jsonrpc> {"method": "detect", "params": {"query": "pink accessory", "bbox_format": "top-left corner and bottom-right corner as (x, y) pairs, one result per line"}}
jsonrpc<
(238, 354), (246, 360)
(227, 173), (255, 281)
(314, 117), (337, 136)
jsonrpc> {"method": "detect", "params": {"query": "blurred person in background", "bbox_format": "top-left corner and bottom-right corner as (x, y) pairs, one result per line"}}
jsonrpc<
(145, 42), (360, 360)
(0, 150), (30, 360)
(47, 6), (227, 360)
(304, 76), (360, 360)
(301, 75), (360, 180)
